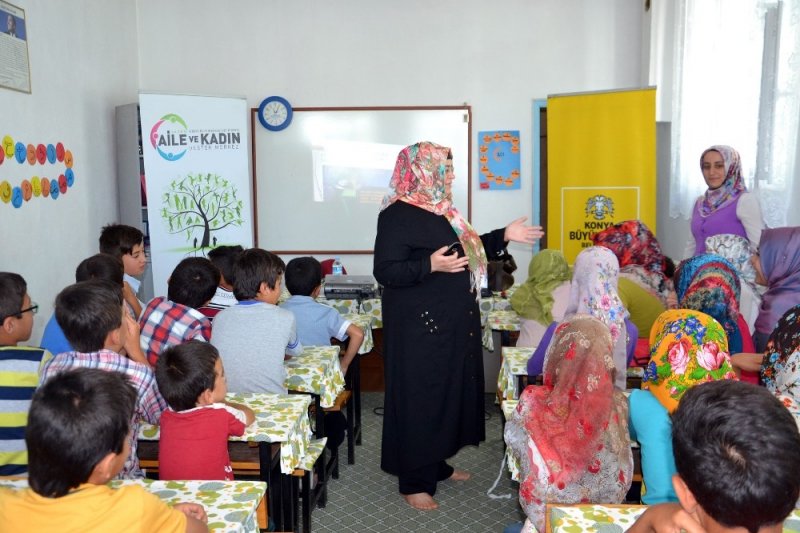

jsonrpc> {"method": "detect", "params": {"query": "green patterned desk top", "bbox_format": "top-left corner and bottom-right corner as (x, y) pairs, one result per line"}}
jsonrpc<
(284, 345), (345, 408)
(0, 478), (266, 533)
(342, 313), (374, 353)
(498, 347), (534, 400)
(138, 393), (312, 475)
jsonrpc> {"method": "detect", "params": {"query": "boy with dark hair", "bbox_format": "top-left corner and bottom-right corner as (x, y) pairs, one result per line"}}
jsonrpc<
(630, 380), (800, 533)
(99, 223), (147, 318)
(200, 245), (244, 320)
(282, 256), (364, 376)
(212, 248), (302, 394)
(41, 280), (166, 478)
(0, 368), (208, 532)
(138, 258), (219, 366)
(155, 340), (254, 480)
(0, 272), (50, 476)
(40, 253), (126, 357)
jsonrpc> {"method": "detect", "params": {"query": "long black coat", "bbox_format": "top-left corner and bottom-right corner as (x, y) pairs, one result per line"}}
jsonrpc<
(373, 201), (507, 474)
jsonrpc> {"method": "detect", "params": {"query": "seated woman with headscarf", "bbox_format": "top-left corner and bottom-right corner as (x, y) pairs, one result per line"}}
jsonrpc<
(752, 226), (800, 352)
(527, 246), (636, 390)
(593, 220), (677, 365)
(505, 315), (633, 533)
(510, 250), (571, 348)
(629, 309), (737, 504)
(760, 304), (800, 429)
(705, 233), (761, 334)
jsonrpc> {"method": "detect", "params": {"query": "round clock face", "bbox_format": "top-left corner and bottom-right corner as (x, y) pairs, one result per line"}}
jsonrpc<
(258, 96), (293, 131)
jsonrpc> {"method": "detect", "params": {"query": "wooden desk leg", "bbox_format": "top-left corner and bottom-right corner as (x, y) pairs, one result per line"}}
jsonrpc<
(353, 351), (362, 446)
(281, 473), (295, 531)
(314, 395), (329, 508)
(263, 442), (284, 532)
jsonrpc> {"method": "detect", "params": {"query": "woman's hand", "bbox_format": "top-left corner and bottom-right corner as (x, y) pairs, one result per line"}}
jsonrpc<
(431, 245), (470, 273)
(504, 217), (544, 244)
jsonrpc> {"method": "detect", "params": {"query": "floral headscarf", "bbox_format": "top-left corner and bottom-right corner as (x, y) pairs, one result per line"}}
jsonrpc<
(564, 246), (629, 389)
(380, 142), (487, 295)
(699, 145), (747, 217)
(761, 304), (800, 426)
(592, 220), (676, 307)
(705, 233), (758, 293)
(504, 315), (632, 531)
(675, 254), (742, 350)
(643, 309), (737, 413)
(755, 227), (800, 335)
(510, 250), (571, 325)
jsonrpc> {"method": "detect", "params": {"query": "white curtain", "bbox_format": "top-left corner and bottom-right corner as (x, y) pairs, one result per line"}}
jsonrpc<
(660, 0), (800, 227)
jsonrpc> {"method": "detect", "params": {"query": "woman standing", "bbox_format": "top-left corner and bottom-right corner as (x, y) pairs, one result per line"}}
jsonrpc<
(373, 142), (542, 510)
(685, 145), (764, 258)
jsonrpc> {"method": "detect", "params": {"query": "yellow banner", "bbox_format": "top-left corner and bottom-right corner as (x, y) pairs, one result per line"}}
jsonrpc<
(547, 88), (656, 263)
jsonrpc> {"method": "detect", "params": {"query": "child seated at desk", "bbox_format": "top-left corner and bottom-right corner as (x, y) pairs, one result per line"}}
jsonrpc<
(155, 340), (255, 481)
(281, 256), (364, 376)
(40, 280), (165, 479)
(0, 368), (208, 532)
(199, 245), (243, 320)
(211, 248), (303, 394)
(139, 257), (219, 366)
(99, 223), (147, 319)
(0, 272), (50, 476)
(630, 380), (800, 533)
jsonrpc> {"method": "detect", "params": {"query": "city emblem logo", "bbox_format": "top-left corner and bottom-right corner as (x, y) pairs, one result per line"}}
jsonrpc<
(585, 195), (614, 221)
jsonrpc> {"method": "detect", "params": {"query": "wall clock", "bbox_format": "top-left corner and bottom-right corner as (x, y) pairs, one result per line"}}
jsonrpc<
(258, 96), (293, 131)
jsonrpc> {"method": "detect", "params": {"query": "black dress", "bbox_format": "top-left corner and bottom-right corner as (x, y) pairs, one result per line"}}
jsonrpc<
(374, 201), (507, 483)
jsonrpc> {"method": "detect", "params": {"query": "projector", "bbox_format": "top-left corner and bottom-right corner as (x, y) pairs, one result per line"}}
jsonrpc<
(323, 275), (380, 300)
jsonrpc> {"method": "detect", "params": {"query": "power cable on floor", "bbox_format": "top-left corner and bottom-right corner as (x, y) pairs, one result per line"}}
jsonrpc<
(486, 454), (513, 500)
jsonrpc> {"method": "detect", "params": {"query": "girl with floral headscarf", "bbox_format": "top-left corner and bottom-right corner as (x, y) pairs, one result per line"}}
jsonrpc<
(752, 226), (800, 352)
(505, 315), (633, 532)
(705, 233), (761, 333)
(675, 253), (755, 357)
(374, 142), (543, 510)
(629, 309), (737, 504)
(761, 304), (800, 429)
(527, 246), (637, 389)
(685, 145), (764, 258)
(510, 249), (571, 348)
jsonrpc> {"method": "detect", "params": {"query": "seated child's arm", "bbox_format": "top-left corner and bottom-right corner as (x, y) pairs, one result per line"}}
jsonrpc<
(730, 352), (763, 374)
(123, 281), (143, 319)
(339, 323), (365, 377)
(173, 502), (209, 533)
(628, 503), (705, 533)
(226, 401), (256, 426)
(120, 312), (150, 366)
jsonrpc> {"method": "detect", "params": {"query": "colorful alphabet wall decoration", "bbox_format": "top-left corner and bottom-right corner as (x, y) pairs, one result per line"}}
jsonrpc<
(0, 134), (75, 209)
(478, 130), (520, 190)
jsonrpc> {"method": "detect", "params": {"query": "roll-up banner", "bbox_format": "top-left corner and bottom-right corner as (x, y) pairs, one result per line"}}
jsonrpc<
(139, 93), (253, 297)
(547, 87), (656, 263)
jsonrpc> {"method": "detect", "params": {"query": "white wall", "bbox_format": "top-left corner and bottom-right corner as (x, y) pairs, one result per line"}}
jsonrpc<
(0, 0), (140, 344)
(135, 0), (647, 277)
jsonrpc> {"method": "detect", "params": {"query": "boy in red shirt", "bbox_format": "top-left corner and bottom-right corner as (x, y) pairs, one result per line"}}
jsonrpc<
(155, 340), (255, 480)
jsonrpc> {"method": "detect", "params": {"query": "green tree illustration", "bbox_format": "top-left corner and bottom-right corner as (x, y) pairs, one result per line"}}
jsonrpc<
(161, 172), (244, 249)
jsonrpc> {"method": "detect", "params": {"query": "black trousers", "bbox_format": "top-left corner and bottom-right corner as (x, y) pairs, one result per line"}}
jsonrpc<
(398, 461), (454, 496)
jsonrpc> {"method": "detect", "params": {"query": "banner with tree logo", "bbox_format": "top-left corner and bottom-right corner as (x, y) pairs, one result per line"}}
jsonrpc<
(140, 93), (253, 297)
(546, 88), (656, 263)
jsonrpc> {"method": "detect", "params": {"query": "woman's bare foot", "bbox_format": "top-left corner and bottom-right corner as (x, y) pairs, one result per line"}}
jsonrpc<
(449, 469), (471, 481)
(403, 492), (439, 510)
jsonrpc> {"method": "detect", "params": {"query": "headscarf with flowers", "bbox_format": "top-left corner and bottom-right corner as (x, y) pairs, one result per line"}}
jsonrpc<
(504, 315), (632, 532)
(675, 253), (743, 352)
(380, 142), (487, 295)
(699, 145), (747, 217)
(761, 304), (800, 427)
(755, 226), (800, 336)
(564, 246), (629, 389)
(592, 220), (676, 308)
(510, 249), (571, 325)
(643, 309), (737, 413)
(705, 233), (758, 292)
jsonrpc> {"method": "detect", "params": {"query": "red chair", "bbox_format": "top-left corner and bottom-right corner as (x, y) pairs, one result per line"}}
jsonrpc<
(320, 259), (347, 277)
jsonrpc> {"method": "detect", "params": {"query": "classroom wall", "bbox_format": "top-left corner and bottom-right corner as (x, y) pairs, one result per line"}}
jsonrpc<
(134, 0), (648, 277)
(0, 0), (140, 343)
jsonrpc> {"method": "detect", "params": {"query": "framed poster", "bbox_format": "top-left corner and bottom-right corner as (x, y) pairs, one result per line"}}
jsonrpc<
(0, 1), (30, 93)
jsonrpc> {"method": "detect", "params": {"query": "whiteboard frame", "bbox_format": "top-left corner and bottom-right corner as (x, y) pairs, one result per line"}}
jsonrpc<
(250, 105), (472, 254)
